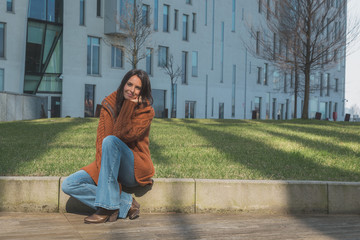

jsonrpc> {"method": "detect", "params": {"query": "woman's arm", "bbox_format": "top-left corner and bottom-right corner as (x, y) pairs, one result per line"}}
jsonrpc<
(112, 100), (155, 143)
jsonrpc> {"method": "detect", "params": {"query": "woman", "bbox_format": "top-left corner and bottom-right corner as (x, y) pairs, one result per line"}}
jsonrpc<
(62, 69), (155, 224)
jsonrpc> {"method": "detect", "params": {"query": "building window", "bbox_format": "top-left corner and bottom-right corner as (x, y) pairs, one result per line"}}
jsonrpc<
(80, 0), (85, 25)
(232, 65), (236, 117)
(146, 48), (153, 75)
(272, 98), (276, 119)
(85, 84), (95, 117)
(232, 0), (235, 32)
(284, 73), (287, 93)
(0, 69), (4, 91)
(185, 101), (195, 118)
(257, 67), (262, 84)
(183, 14), (189, 41)
(186, 0), (191, 4)
(326, 73), (330, 96)
(211, 97), (214, 117)
(335, 78), (338, 92)
(256, 31), (260, 55)
(142, 4), (150, 26)
(205, 0), (208, 26)
(263, 63), (268, 85)
(219, 103), (224, 119)
(174, 9), (179, 30)
(192, 13), (196, 33)
(158, 46), (168, 67)
(111, 46), (123, 68)
(154, 0), (158, 31)
(7, 0), (13, 12)
(96, 0), (101, 17)
(320, 73), (323, 96)
(182, 51), (188, 84)
(258, 0), (262, 13)
(0, 23), (4, 58)
(163, 5), (169, 32)
(87, 36), (100, 75)
(254, 97), (261, 119)
(192, 51), (198, 77)
(220, 22), (224, 83)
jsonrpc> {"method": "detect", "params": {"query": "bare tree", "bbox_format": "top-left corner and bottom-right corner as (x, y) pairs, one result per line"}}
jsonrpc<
(161, 55), (182, 118)
(105, 0), (152, 69)
(246, 0), (358, 119)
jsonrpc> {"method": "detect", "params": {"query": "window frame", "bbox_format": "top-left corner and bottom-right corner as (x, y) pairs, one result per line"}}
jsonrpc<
(182, 14), (189, 41)
(158, 45), (168, 67)
(87, 36), (101, 75)
(7, 0), (14, 13)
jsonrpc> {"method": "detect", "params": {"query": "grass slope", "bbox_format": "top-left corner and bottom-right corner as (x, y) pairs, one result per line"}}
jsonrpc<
(0, 118), (359, 181)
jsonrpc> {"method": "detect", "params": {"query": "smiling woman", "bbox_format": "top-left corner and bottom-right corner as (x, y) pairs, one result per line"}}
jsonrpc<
(61, 69), (155, 224)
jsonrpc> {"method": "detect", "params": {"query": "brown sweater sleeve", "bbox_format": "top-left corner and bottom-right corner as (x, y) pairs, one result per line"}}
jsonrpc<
(112, 100), (155, 143)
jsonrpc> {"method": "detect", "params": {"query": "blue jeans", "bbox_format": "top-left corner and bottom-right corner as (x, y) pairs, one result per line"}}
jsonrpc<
(62, 135), (138, 219)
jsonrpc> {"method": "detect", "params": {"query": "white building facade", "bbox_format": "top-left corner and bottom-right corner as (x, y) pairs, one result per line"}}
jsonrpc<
(0, 0), (346, 120)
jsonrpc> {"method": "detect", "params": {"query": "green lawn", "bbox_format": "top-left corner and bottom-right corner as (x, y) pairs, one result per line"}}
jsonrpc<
(1, 118), (360, 181)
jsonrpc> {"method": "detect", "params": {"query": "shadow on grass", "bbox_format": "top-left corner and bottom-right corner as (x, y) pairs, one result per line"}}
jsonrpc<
(0, 118), (95, 176)
(266, 121), (360, 143)
(179, 120), (359, 240)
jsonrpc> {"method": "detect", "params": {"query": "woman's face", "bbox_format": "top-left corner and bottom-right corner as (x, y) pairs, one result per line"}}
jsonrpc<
(123, 75), (142, 101)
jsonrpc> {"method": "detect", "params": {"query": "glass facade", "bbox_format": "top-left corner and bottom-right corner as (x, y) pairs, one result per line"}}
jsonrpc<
(24, 0), (63, 94)
(28, 0), (63, 23)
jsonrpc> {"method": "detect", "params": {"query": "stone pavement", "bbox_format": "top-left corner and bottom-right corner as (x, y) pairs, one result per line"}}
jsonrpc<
(1, 212), (360, 240)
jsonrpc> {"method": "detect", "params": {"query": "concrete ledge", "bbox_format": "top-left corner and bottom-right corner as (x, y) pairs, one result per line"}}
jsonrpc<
(196, 179), (328, 213)
(328, 182), (360, 214)
(0, 176), (59, 212)
(1, 177), (360, 214)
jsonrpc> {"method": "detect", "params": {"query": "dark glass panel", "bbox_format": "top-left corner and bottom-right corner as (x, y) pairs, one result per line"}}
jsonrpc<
(26, 22), (45, 73)
(45, 36), (62, 74)
(24, 74), (41, 92)
(28, 0), (47, 21)
(85, 84), (95, 117)
(38, 74), (62, 92)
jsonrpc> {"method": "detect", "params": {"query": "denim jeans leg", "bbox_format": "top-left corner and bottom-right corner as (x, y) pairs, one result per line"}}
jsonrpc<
(94, 135), (137, 218)
(61, 170), (97, 210)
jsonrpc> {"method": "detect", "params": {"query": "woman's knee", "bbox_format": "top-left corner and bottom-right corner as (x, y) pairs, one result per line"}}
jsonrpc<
(61, 177), (73, 195)
(102, 135), (119, 148)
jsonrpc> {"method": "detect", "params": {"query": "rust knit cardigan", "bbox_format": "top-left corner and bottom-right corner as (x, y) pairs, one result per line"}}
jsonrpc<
(81, 90), (155, 187)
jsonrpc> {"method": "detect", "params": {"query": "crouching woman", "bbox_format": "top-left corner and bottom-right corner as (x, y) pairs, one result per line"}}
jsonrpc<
(62, 69), (155, 223)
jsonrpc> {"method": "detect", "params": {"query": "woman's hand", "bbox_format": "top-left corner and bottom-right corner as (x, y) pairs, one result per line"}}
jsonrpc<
(130, 96), (142, 103)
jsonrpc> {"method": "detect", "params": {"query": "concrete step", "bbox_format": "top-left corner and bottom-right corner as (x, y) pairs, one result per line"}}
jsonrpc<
(1, 177), (360, 214)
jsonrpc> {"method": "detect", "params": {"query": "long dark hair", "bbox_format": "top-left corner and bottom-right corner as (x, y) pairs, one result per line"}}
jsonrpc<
(115, 69), (153, 118)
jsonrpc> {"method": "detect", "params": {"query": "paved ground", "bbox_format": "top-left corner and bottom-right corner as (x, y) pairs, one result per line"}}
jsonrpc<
(0, 212), (359, 240)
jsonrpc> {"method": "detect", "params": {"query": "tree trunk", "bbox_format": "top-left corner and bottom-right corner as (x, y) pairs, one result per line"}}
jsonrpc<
(171, 80), (176, 118)
(301, 66), (310, 119)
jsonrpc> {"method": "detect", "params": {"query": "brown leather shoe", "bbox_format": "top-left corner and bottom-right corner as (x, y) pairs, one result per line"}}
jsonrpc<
(84, 207), (119, 224)
(127, 197), (140, 220)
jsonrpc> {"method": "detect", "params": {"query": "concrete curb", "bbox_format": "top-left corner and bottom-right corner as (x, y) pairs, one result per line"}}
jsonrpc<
(1, 177), (360, 214)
